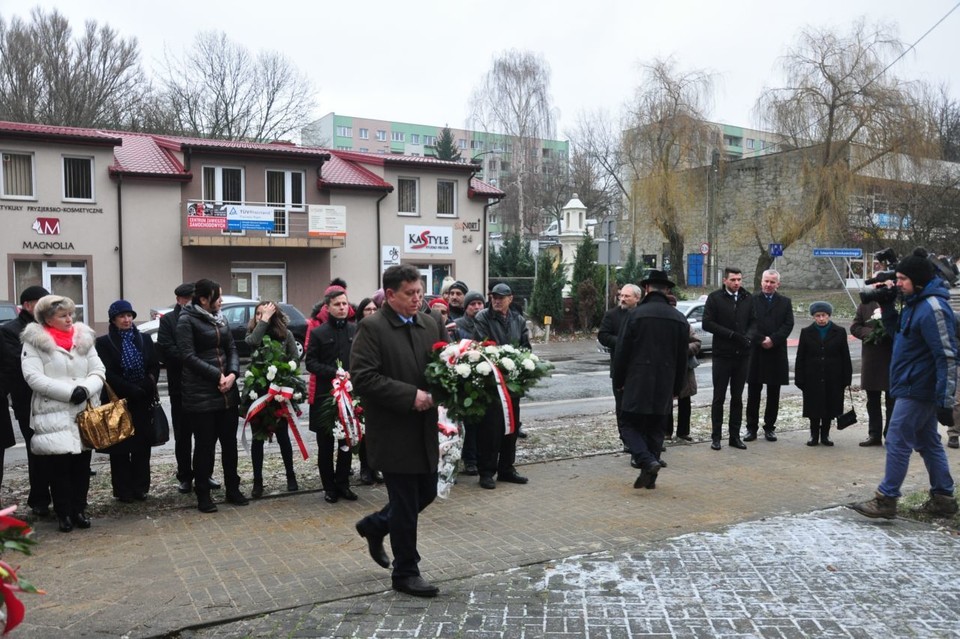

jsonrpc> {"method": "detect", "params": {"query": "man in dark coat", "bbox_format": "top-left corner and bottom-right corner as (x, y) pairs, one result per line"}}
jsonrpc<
(351, 264), (447, 598)
(157, 283), (219, 494)
(0, 285), (50, 514)
(850, 300), (894, 446)
(702, 267), (753, 451)
(598, 284), (642, 452)
(744, 269), (794, 443)
(612, 270), (688, 490)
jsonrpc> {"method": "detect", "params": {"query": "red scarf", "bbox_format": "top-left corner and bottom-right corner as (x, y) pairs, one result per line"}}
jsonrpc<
(45, 325), (74, 351)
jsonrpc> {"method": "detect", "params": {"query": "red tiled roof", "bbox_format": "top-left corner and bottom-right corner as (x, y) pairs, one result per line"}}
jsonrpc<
(332, 149), (477, 171)
(469, 178), (505, 198)
(111, 133), (189, 179)
(317, 154), (391, 191)
(0, 120), (121, 146)
(153, 134), (333, 160)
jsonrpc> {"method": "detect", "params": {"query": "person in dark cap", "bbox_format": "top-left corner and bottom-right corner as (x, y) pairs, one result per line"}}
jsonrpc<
(95, 300), (160, 502)
(446, 281), (469, 321)
(0, 285), (51, 512)
(612, 270), (688, 489)
(794, 301), (852, 446)
(472, 282), (531, 488)
(157, 283), (220, 494)
(702, 267), (753, 451)
(853, 248), (959, 519)
(453, 290), (486, 473)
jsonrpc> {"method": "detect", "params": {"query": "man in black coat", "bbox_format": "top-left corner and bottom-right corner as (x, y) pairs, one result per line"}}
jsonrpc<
(744, 269), (794, 443)
(0, 285), (50, 514)
(612, 271), (688, 490)
(597, 283), (641, 451)
(702, 267), (753, 451)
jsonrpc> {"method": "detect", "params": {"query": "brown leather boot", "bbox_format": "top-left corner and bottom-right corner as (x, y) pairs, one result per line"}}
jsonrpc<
(912, 493), (958, 517)
(851, 491), (897, 519)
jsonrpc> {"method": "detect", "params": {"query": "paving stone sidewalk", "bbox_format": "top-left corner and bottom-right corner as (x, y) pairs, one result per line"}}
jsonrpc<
(14, 424), (958, 638)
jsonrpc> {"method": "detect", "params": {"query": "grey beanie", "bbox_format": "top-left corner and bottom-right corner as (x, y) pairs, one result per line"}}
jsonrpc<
(463, 291), (484, 306)
(809, 301), (833, 316)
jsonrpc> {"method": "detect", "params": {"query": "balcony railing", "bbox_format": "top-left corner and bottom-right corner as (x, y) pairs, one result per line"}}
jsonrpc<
(182, 199), (344, 249)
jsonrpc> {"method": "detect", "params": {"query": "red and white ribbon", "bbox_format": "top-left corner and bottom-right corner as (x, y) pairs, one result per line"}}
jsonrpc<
(242, 383), (309, 459)
(332, 374), (364, 448)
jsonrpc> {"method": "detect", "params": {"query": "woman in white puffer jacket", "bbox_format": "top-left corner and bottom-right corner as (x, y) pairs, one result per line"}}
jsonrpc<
(20, 295), (105, 533)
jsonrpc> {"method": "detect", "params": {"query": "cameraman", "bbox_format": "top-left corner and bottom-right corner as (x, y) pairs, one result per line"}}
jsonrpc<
(852, 249), (959, 519)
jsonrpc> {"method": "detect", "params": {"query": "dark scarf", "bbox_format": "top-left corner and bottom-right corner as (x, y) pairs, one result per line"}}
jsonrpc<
(114, 326), (145, 382)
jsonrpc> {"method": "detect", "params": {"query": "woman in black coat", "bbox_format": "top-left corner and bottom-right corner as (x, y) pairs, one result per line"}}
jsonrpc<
(95, 300), (160, 502)
(794, 301), (853, 446)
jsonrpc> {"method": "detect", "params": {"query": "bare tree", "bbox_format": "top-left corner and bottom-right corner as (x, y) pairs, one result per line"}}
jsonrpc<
(471, 49), (556, 233)
(0, 7), (147, 127)
(621, 58), (718, 287)
(159, 31), (315, 142)
(753, 19), (930, 286)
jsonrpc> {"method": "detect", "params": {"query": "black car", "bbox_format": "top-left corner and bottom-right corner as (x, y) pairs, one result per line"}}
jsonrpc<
(218, 300), (308, 359)
(0, 301), (18, 324)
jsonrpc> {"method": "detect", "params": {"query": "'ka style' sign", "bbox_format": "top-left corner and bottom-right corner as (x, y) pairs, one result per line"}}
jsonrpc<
(404, 225), (452, 255)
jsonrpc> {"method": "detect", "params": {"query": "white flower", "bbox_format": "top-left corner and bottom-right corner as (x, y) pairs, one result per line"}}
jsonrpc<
(266, 370), (276, 381)
(501, 344), (517, 354)
(244, 370), (253, 378)
(455, 363), (472, 378)
(500, 357), (516, 371)
(441, 346), (459, 361)
(467, 350), (481, 362)
(289, 360), (298, 370)
(871, 308), (882, 321)
(484, 345), (499, 355)
(248, 391), (258, 400)
(522, 358), (536, 371)
(476, 361), (492, 376)
(529, 353), (540, 362)
(293, 392), (302, 400)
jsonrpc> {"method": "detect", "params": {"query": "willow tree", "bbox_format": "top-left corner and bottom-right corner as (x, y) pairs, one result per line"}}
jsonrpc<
(753, 19), (930, 286)
(623, 59), (718, 287)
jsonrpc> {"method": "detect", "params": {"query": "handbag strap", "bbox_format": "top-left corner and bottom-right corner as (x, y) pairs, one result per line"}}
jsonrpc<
(847, 387), (854, 408)
(102, 381), (120, 403)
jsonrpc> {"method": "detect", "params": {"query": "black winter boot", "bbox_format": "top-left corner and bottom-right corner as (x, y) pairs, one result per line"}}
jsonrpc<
(820, 422), (834, 446)
(806, 420), (819, 446)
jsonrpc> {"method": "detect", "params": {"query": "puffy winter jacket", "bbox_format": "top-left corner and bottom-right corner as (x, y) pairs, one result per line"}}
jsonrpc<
(175, 304), (240, 413)
(888, 277), (958, 407)
(472, 308), (531, 348)
(20, 322), (105, 455)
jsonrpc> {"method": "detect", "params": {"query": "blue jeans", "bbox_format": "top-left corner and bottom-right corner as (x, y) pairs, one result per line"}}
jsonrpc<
(878, 398), (955, 498)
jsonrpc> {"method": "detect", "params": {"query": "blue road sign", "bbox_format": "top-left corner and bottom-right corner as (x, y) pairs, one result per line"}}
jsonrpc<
(769, 243), (783, 257)
(812, 248), (863, 258)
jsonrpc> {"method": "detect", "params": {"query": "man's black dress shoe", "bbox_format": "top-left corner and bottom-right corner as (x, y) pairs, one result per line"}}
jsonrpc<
(821, 438), (834, 446)
(859, 436), (882, 447)
(30, 505), (50, 517)
(497, 471), (528, 484)
(677, 435), (693, 442)
(630, 456), (641, 469)
(657, 458), (667, 468)
(711, 439), (722, 451)
(208, 477), (222, 490)
(58, 515), (73, 532)
(197, 497), (218, 513)
(392, 575), (439, 598)
(73, 511), (91, 529)
(729, 437), (747, 450)
(764, 430), (778, 442)
(461, 463), (479, 476)
(337, 486), (359, 501)
(355, 520), (390, 568)
(479, 476), (496, 489)
(177, 480), (192, 494)
(515, 429), (527, 439)
(324, 491), (338, 503)
(743, 431), (758, 442)
(225, 490), (249, 506)
(633, 461), (661, 489)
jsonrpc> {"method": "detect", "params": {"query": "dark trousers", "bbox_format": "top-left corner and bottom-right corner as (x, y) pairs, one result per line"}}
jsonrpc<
(316, 431), (352, 491)
(252, 426), (295, 482)
(16, 414), (50, 510)
(188, 407), (240, 497)
(109, 448), (152, 498)
(746, 382), (782, 432)
(477, 398), (519, 478)
(612, 380), (626, 446)
(460, 420), (477, 466)
(44, 450), (91, 517)
(866, 390), (894, 439)
(711, 355), (749, 439)
(358, 439), (372, 472)
(664, 397), (692, 439)
(171, 392), (194, 482)
(358, 471), (438, 579)
(621, 412), (666, 469)
(809, 417), (832, 442)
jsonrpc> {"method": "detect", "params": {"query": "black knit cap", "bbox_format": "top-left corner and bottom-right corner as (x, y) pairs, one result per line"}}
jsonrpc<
(19, 285), (49, 304)
(896, 248), (935, 287)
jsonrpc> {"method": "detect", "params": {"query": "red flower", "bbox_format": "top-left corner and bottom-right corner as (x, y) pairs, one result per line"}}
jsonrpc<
(432, 341), (448, 351)
(481, 340), (497, 347)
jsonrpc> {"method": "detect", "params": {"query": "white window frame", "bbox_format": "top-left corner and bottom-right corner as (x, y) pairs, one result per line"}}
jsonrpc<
(231, 264), (287, 302)
(436, 179), (457, 217)
(359, 128), (369, 140)
(376, 130), (387, 141)
(265, 169), (305, 238)
(397, 177), (419, 216)
(203, 165), (246, 236)
(336, 126), (353, 137)
(391, 131), (405, 142)
(1, 151), (36, 200)
(410, 133), (420, 145)
(62, 155), (95, 202)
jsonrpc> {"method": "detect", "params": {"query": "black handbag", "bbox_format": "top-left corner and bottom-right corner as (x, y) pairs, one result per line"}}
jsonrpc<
(149, 400), (170, 446)
(836, 388), (858, 430)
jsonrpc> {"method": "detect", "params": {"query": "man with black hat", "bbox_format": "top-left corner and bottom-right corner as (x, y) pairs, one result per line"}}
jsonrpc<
(853, 248), (959, 519)
(0, 285), (51, 514)
(446, 281), (469, 321)
(157, 283), (219, 494)
(702, 267), (753, 451)
(612, 270), (688, 489)
(472, 283), (531, 488)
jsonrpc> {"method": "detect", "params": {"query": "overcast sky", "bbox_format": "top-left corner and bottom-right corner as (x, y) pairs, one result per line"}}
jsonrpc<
(3, 0), (958, 138)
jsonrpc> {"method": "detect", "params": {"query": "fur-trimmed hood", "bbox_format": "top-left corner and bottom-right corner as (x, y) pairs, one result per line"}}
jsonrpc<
(21, 321), (97, 355)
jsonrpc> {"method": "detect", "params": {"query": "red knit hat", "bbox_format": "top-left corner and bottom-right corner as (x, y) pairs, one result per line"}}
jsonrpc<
(429, 298), (449, 309)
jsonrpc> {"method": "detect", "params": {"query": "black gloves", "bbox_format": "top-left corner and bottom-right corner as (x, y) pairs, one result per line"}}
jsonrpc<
(732, 333), (751, 349)
(70, 387), (88, 405)
(937, 408), (955, 427)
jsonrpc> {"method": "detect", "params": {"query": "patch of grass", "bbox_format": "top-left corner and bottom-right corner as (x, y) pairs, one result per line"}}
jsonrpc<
(898, 490), (960, 533)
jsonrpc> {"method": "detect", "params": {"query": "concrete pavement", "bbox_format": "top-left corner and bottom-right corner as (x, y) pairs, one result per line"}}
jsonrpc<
(14, 421), (959, 638)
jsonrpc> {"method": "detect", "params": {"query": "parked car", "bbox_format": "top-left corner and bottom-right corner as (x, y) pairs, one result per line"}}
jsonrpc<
(138, 297), (308, 360)
(675, 298), (712, 354)
(0, 301), (18, 324)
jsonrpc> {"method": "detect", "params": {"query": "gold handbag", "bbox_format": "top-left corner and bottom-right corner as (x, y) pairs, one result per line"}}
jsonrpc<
(76, 382), (135, 450)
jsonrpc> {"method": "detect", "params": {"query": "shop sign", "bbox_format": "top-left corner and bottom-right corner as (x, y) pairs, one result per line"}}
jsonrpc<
(32, 217), (60, 235)
(226, 205), (274, 232)
(404, 225), (452, 255)
(186, 202), (227, 230)
(308, 205), (347, 237)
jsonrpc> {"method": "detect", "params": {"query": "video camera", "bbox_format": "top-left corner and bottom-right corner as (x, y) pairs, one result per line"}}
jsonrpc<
(859, 247), (959, 305)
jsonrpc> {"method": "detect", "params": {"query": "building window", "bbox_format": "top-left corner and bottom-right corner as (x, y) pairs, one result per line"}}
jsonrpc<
(1, 152), (34, 199)
(487, 159), (498, 173)
(266, 169), (305, 237)
(203, 166), (244, 203)
(336, 126), (352, 137)
(471, 140), (484, 150)
(376, 130), (387, 141)
(63, 156), (94, 201)
(391, 131), (405, 142)
(359, 128), (369, 140)
(437, 179), (457, 217)
(359, 147), (368, 153)
(336, 145), (351, 150)
(423, 135), (437, 146)
(746, 138), (755, 150)
(458, 139), (467, 149)
(410, 134), (420, 145)
(398, 177), (418, 215)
